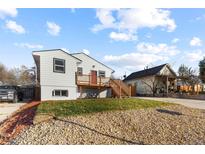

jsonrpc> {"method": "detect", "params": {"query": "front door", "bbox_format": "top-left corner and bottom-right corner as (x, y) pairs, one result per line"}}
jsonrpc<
(91, 70), (97, 84)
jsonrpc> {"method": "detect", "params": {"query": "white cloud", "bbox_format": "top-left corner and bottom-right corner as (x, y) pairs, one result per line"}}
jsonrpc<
(14, 43), (43, 49)
(136, 42), (180, 56)
(104, 52), (166, 67)
(190, 37), (202, 46)
(0, 8), (17, 19)
(186, 50), (205, 62)
(92, 9), (176, 41)
(47, 21), (61, 36)
(82, 49), (90, 55)
(103, 42), (180, 77)
(104, 52), (167, 77)
(5, 20), (25, 34)
(92, 9), (117, 32)
(172, 38), (180, 43)
(109, 31), (137, 41)
(117, 8), (176, 32)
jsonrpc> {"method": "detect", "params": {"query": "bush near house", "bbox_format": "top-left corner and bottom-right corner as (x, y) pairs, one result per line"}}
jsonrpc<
(36, 98), (171, 117)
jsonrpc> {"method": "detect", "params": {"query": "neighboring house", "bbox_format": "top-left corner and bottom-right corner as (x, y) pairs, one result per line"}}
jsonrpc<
(33, 49), (130, 101)
(123, 64), (177, 96)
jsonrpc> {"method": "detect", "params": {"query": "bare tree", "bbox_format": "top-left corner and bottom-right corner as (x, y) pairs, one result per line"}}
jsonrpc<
(178, 64), (189, 85)
(18, 65), (35, 85)
(0, 62), (35, 85)
(178, 64), (201, 94)
(141, 76), (160, 96)
(199, 57), (205, 84)
(187, 68), (201, 94)
(6, 68), (18, 85)
(0, 63), (7, 84)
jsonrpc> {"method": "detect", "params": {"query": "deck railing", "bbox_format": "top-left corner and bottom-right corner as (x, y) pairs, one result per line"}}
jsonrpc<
(76, 73), (110, 87)
(110, 79), (131, 98)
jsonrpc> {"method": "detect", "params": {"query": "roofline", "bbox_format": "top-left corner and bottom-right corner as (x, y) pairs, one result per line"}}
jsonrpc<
(123, 63), (176, 81)
(71, 52), (115, 73)
(125, 63), (167, 76)
(165, 63), (177, 77)
(32, 49), (82, 62)
(123, 75), (154, 82)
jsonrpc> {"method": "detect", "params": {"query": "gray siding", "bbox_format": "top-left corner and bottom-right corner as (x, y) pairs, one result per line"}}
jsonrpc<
(33, 50), (113, 100)
(124, 65), (176, 95)
(33, 50), (80, 100)
(73, 53), (113, 78)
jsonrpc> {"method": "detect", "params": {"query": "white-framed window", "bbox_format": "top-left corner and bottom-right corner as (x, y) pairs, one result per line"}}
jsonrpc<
(53, 58), (65, 73)
(52, 90), (68, 97)
(77, 67), (83, 75)
(99, 70), (105, 77)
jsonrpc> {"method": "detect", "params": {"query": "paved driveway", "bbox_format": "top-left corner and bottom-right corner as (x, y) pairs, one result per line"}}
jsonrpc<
(139, 97), (205, 110)
(0, 102), (26, 123)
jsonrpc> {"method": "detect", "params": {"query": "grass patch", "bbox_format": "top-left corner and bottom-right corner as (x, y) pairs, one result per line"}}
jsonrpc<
(36, 98), (171, 117)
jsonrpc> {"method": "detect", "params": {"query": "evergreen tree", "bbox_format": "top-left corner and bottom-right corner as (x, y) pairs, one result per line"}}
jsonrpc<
(199, 57), (205, 83)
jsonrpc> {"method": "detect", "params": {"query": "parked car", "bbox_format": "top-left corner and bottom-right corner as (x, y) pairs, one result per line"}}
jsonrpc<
(0, 85), (23, 103)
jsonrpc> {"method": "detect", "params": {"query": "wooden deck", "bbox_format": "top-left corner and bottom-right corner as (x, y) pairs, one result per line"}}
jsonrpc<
(76, 74), (111, 88)
(76, 73), (131, 98)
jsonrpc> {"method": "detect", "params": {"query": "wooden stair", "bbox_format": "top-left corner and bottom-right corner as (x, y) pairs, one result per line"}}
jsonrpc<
(110, 79), (131, 98)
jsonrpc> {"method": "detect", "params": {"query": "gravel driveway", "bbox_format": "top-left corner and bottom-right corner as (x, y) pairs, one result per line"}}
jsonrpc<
(139, 97), (205, 110)
(10, 105), (205, 145)
(0, 102), (26, 123)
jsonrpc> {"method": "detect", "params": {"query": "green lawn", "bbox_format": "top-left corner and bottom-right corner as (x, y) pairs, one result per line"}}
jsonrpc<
(36, 98), (171, 117)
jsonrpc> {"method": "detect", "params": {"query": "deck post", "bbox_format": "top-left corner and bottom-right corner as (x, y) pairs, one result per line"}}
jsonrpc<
(99, 77), (101, 87)
(89, 74), (91, 85)
(98, 87), (100, 98)
(80, 86), (82, 98)
(75, 72), (77, 85)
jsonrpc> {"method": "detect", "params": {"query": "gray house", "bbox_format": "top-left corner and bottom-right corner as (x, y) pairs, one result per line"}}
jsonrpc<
(33, 49), (131, 101)
(123, 64), (177, 96)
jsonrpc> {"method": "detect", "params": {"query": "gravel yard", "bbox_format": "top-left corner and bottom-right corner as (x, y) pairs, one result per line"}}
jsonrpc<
(9, 104), (205, 145)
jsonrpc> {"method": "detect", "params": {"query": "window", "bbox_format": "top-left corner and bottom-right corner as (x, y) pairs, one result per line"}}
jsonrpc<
(99, 70), (105, 77)
(61, 90), (68, 96)
(77, 67), (83, 75)
(54, 90), (61, 96)
(53, 58), (65, 73)
(52, 90), (68, 97)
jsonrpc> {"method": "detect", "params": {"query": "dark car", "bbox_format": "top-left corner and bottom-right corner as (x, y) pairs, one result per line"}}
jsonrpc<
(0, 85), (23, 103)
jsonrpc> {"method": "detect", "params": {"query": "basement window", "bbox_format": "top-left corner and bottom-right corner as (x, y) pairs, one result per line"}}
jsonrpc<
(52, 90), (68, 97)
(53, 58), (65, 73)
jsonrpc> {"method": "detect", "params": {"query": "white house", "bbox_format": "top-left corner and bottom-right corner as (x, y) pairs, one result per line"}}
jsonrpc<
(32, 49), (120, 101)
(123, 64), (177, 96)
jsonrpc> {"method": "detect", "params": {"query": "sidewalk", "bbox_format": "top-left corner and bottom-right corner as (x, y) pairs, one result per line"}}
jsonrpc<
(138, 97), (205, 110)
(0, 102), (26, 123)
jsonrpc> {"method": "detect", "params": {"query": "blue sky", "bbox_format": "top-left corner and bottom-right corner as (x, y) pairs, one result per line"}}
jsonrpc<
(0, 8), (205, 77)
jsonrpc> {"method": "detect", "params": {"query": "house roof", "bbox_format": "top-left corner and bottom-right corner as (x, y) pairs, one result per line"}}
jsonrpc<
(123, 63), (176, 81)
(32, 49), (82, 62)
(71, 52), (115, 73)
